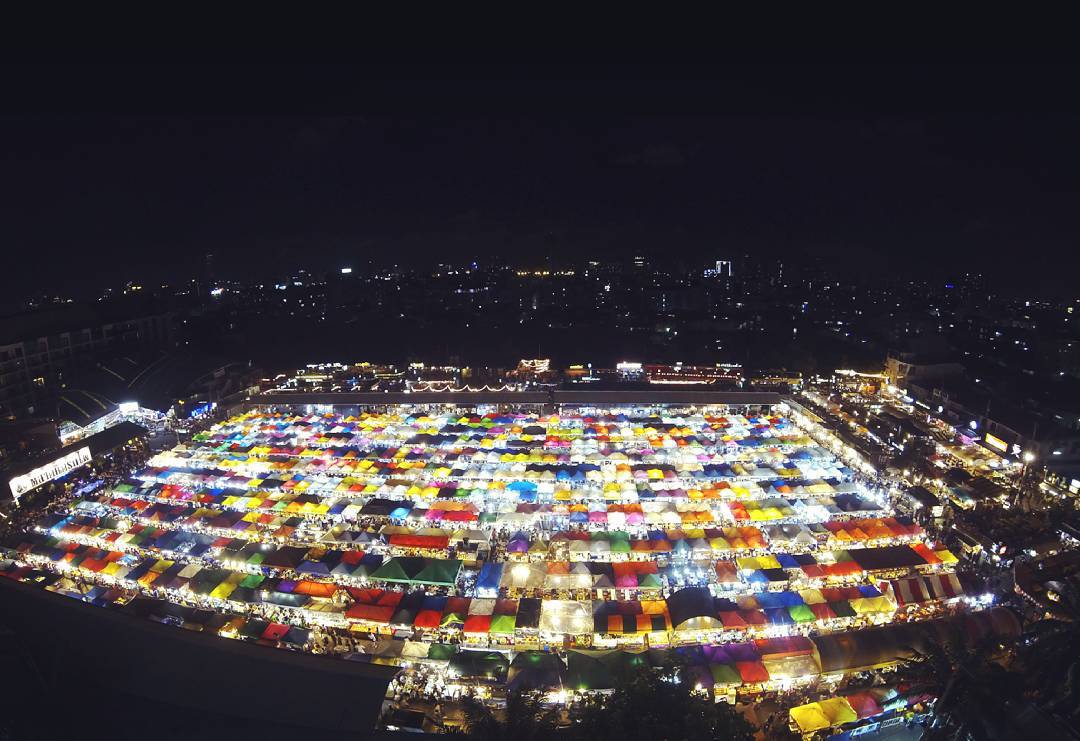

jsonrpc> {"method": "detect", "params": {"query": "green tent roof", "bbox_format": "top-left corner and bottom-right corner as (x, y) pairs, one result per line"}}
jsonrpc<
(239, 573), (265, 589)
(427, 643), (456, 661)
(828, 600), (857, 619)
(371, 557), (461, 586)
(370, 557), (424, 583)
(489, 614), (517, 634)
(448, 650), (509, 680)
(788, 604), (815, 623)
(709, 663), (742, 685)
(567, 650), (616, 690)
(638, 573), (663, 588)
(599, 650), (651, 680)
(414, 559), (462, 586)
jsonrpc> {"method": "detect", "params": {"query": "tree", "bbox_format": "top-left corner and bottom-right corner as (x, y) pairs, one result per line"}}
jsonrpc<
(1019, 617), (1080, 715)
(907, 626), (1022, 740)
(568, 660), (754, 741)
(459, 690), (560, 741)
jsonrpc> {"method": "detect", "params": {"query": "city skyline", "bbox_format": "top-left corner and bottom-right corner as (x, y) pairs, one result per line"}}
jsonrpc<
(2, 57), (1080, 739)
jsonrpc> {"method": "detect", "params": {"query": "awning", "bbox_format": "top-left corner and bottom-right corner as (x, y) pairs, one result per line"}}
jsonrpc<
(667, 587), (721, 631)
(508, 651), (566, 692)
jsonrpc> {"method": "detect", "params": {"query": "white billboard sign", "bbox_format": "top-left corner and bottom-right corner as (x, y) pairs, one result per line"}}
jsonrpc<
(8, 446), (92, 505)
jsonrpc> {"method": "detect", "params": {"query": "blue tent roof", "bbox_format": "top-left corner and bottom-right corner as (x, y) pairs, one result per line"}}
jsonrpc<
(776, 554), (800, 569)
(755, 592), (802, 609)
(764, 607), (794, 625)
(477, 562), (503, 592)
(422, 594), (448, 612)
(297, 560), (330, 575)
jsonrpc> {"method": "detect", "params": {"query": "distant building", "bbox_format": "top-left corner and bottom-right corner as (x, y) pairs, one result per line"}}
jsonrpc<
(1043, 464), (1080, 499)
(955, 511), (1061, 565)
(748, 369), (803, 390)
(704, 260), (733, 279)
(907, 379), (1080, 462)
(510, 359), (555, 383)
(885, 350), (964, 386)
(643, 363), (742, 386)
(1014, 551), (1080, 621)
(514, 358), (550, 374)
(565, 364), (592, 381)
(0, 419), (59, 465)
(0, 303), (174, 419)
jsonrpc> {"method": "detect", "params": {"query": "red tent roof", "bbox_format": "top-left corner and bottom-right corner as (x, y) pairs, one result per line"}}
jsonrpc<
(413, 609), (442, 629)
(346, 603), (394, 623)
(735, 660), (769, 683)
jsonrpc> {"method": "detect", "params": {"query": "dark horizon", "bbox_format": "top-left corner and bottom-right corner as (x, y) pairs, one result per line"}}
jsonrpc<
(2, 61), (1080, 303)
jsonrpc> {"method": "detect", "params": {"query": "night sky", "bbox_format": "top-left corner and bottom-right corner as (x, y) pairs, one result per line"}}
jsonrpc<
(3, 61), (1080, 301)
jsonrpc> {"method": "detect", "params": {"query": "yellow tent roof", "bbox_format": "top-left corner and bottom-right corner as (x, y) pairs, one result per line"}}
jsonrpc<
(819, 697), (858, 725)
(789, 703), (831, 733)
(935, 549), (959, 564)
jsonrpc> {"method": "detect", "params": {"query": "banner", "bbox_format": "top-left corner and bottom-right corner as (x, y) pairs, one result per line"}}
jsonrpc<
(9, 446), (92, 504)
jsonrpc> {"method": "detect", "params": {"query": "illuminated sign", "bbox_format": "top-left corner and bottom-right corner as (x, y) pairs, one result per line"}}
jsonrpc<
(984, 433), (1008, 453)
(9, 446), (92, 504)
